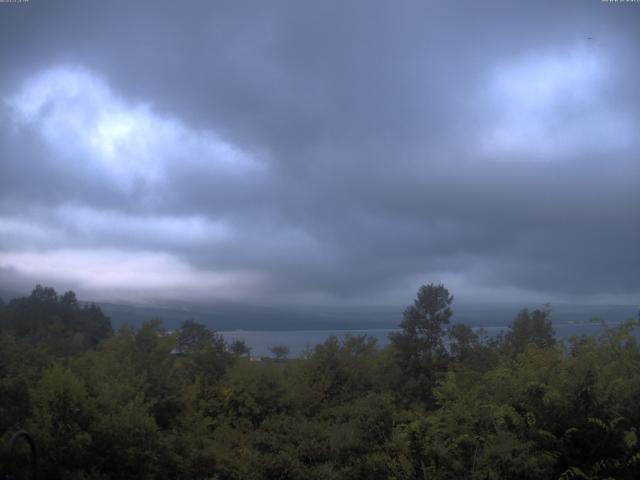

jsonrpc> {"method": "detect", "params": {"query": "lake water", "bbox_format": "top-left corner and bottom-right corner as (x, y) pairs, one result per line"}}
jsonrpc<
(220, 322), (618, 358)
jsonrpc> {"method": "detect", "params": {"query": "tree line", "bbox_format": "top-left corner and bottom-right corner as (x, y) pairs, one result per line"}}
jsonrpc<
(0, 284), (638, 479)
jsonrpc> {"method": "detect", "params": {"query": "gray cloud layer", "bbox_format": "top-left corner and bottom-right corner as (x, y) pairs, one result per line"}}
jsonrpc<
(0, 0), (639, 306)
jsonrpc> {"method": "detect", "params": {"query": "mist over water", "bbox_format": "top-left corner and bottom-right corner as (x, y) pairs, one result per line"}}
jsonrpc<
(221, 322), (623, 358)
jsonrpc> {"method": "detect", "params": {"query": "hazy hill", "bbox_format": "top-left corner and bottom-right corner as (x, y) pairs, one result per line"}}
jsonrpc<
(96, 300), (638, 331)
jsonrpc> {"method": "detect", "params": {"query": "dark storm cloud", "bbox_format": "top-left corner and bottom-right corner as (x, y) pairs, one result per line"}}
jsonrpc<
(0, 0), (638, 305)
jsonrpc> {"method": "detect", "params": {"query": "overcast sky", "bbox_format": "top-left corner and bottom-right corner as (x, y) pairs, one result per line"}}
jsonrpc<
(0, 0), (638, 307)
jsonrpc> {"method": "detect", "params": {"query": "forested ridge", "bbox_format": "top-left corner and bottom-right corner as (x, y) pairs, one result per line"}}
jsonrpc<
(1, 285), (639, 480)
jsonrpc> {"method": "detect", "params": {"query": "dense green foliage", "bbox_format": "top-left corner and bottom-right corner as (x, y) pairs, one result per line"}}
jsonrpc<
(1, 284), (639, 479)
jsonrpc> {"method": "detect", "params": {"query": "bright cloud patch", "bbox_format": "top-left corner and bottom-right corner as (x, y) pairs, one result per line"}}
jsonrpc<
(5, 66), (258, 188)
(0, 249), (262, 301)
(0, 206), (231, 249)
(0, 66), (267, 299)
(0, 217), (62, 247)
(479, 47), (634, 159)
(57, 206), (232, 249)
